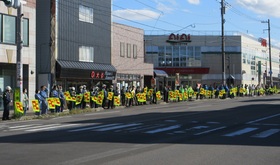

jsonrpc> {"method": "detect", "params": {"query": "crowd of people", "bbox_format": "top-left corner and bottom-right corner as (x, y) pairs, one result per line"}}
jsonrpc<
(1, 82), (279, 120)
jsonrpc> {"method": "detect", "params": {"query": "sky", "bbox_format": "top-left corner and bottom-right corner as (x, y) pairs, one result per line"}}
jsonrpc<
(112, 0), (280, 47)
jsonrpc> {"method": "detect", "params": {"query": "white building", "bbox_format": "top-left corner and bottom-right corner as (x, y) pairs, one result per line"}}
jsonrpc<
(145, 32), (280, 89)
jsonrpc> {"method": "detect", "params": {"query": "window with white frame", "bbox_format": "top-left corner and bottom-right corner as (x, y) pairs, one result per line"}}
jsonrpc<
(79, 46), (94, 62)
(23, 19), (29, 46)
(79, 5), (93, 23)
(3, 15), (16, 44)
(133, 44), (137, 59)
(127, 43), (131, 58)
(120, 42), (125, 57)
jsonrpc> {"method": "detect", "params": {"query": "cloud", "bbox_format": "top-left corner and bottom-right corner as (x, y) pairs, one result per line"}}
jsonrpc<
(153, 0), (177, 13)
(113, 9), (161, 21)
(187, 0), (200, 5)
(236, 0), (280, 18)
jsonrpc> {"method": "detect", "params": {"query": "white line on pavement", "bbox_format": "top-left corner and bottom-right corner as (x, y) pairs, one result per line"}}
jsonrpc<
(194, 126), (226, 136)
(26, 124), (81, 132)
(246, 113), (280, 124)
(95, 123), (142, 131)
(84, 111), (120, 116)
(68, 123), (121, 132)
(223, 127), (258, 137)
(251, 129), (280, 138)
(9, 124), (60, 131)
(145, 125), (181, 134)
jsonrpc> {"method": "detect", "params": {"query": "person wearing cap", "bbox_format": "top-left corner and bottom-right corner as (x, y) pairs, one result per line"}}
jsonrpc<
(2, 86), (12, 120)
(107, 85), (114, 109)
(102, 84), (107, 109)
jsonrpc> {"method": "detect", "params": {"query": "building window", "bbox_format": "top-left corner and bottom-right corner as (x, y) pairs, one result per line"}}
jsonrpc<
(120, 42), (125, 57)
(79, 46), (94, 62)
(0, 15), (2, 42)
(133, 44), (137, 59)
(3, 15), (16, 44)
(23, 18), (29, 46)
(127, 43), (131, 58)
(79, 5), (93, 23)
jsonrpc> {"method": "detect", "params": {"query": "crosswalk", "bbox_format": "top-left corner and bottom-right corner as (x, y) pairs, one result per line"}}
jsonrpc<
(2, 122), (279, 139)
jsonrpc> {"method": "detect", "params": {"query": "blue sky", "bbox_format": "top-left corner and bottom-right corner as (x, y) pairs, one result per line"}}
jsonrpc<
(112, 0), (280, 47)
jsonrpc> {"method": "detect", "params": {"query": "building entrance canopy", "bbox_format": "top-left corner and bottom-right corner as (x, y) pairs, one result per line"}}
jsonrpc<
(154, 69), (168, 78)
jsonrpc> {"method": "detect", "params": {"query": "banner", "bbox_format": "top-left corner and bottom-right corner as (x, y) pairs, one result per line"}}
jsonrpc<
(114, 96), (120, 106)
(15, 101), (24, 114)
(125, 92), (132, 99)
(75, 94), (83, 105)
(31, 100), (40, 112)
(107, 92), (114, 101)
(156, 91), (161, 100)
(64, 91), (72, 101)
(96, 94), (103, 105)
(84, 92), (91, 103)
(47, 98), (56, 109)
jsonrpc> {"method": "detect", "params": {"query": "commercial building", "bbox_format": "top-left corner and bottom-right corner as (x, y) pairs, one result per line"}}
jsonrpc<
(36, 0), (116, 90)
(0, 0), (36, 111)
(145, 32), (280, 89)
(112, 23), (153, 89)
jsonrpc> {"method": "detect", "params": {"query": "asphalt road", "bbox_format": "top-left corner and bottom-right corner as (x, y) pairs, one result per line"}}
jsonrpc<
(0, 95), (280, 165)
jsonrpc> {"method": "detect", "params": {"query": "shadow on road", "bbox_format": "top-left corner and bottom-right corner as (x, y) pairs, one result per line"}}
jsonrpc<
(0, 99), (279, 147)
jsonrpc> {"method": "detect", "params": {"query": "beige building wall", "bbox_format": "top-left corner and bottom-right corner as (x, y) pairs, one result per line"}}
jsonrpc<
(112, 23), (153, 88)
(0, 1), (36, 103)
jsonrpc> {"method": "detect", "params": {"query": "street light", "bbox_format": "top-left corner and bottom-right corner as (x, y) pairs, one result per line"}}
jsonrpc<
(261, 19), (272, 86)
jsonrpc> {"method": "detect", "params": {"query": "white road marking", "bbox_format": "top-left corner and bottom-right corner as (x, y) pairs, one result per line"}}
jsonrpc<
(95, 123), (142, 131)
(223, 127), (258, 137)
(194, 126), (226, 136)
(128, 124), (165, 133)
(247, 113), (280, 124)
(251, 129), (280, 138)
(145, 125), (181, 134)
(26, 124), (80, 132)
(9, 124), (40, 129)
(192, 126), (209, 129)
(68, 123), (121, 132)
(9, 124), (60, 131)
(84, 111), (120, 116)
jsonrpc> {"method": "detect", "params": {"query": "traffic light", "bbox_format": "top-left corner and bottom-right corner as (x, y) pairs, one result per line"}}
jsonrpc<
(2, 0), (14, 7)
(2, 0), (21, 9)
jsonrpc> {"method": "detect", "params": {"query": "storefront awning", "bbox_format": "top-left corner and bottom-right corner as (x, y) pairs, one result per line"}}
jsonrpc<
(56, 60), (116, 80)
(154, 69), (168, 78)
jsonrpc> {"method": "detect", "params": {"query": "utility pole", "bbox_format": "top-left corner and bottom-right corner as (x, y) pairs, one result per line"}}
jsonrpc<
(221, 0), (226, 85)
(261, 19), (272, 86)
(16, 2), (23, 102)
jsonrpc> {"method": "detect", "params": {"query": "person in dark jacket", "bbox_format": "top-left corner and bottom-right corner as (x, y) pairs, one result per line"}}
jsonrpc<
(2, 86), (12, 120)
